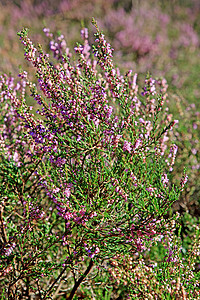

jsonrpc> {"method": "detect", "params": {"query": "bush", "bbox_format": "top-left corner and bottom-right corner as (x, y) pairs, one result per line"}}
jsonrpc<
(0, 20), (199, 299)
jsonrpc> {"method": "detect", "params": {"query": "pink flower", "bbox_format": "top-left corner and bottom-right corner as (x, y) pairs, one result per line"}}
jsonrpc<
(180, 174), (188, 191)
(64, 187), (71, 198)
(161, 173), (169, 187)
(123, 140), (132, 153)
(134, 138), (141, 150)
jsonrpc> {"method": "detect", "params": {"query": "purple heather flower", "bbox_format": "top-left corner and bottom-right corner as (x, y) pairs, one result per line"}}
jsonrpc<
(161, 173), (169, 187)
(64, 187), (71, 198)
(134, 138), (141, 150)
(4, 243), (16, 256)
(180, 174), (188, 191)
(123, 140), (132, 153)
(193, 123), (197, 130)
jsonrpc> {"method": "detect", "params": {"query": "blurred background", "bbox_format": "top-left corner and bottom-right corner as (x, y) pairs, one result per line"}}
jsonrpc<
(0, 0), (199, 244)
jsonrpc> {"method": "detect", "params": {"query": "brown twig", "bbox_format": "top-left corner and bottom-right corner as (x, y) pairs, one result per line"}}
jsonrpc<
(0, 204), (8, 244)
(67, 259), (94, 300)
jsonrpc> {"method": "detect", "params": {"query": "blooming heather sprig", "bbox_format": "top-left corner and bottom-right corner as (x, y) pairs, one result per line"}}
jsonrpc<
(43, 27), (72, 61)
(92, 18), (114, 71)
(168, 144), (178, 171)
(142, 76), (156, 97)
(180, 172), (188, 191)
(161, 173), (169, 187)
(80, 28), (91, 61)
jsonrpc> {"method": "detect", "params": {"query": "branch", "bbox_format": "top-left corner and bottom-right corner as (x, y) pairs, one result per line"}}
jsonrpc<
(67, 259), (94, 300)
(43, 265), (68, 299)
(0, 204), (8, 243)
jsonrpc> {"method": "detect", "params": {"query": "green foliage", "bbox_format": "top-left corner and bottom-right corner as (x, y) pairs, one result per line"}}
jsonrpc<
(0, 0), (200, 298)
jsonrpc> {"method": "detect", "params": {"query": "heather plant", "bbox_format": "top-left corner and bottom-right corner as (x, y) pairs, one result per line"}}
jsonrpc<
(0, 20), (199, 299)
